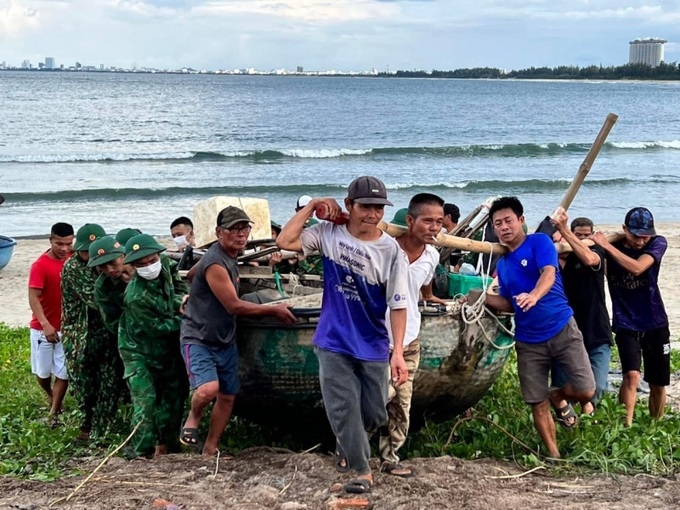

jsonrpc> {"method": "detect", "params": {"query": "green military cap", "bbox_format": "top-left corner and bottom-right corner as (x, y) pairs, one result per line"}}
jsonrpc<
(73, 223), (106, 251)
(115, 228), (142, 246)
(270, 220), (282, 234)
(87, 236), (125, 267)
(390, 208), (408, 227)
(124, 233), (166, 264)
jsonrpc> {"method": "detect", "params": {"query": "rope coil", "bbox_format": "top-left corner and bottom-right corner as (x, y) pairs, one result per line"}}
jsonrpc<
(460, 241), (515, 350)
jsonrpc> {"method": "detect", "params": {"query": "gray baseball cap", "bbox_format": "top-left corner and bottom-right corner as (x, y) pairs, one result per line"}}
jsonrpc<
(347, 176), (393, 206)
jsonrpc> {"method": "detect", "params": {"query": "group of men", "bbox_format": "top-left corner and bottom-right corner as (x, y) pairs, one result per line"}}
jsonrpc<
(27, 174), (669, 491)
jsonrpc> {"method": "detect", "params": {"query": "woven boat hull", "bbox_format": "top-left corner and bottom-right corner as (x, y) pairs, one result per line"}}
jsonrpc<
(234, 294), (513, 431)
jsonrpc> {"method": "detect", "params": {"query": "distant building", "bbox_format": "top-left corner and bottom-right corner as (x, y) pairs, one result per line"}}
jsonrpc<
(21, 60), (31, 69)
(297, 66), (304, 73)
(629, 38), (667, 67)
(45, 57), (55, 69)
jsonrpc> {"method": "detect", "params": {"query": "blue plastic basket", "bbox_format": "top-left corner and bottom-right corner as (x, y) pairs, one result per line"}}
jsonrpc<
(0, 235), (17, 271)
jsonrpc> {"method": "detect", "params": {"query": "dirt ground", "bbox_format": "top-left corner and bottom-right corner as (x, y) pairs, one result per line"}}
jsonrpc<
(1, 449), (678, 510)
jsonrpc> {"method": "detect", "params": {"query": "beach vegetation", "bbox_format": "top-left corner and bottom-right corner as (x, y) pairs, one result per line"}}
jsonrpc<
(385, 61), (680, 81)
(2, 322), (680, 480)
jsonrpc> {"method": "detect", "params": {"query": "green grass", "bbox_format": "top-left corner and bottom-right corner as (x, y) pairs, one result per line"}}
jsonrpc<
(2, 322), (680, 480)
(0, 323), (301, 480)
(406, 347), (680, 475)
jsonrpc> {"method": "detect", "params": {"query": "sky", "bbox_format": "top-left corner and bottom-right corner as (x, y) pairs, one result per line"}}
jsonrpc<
(1, 0), (680, 71)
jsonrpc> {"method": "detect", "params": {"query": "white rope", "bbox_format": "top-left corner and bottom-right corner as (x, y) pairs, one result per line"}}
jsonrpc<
(460, 241), (515, 350)
(287, 272), (303, 296)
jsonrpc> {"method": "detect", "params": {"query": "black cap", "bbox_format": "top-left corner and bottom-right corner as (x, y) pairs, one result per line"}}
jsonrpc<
(217, 206), (252, 229)
(347, 176), (392, 206)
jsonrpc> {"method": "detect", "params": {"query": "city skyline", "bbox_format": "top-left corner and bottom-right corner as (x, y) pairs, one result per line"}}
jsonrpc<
(1, 1), (680, 71)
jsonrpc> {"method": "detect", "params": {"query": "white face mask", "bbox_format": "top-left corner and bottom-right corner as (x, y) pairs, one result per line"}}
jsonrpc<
(136, 260), (162, 280)
(173, 235), (187, 247)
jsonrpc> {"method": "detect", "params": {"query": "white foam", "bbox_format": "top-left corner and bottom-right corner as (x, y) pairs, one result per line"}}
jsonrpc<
(0, 152), (195, 163)
(278, 148), (371, 158)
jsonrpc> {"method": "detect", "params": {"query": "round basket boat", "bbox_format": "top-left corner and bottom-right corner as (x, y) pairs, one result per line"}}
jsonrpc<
(0, 236), (17, 271)
(235, 292), (514, 432)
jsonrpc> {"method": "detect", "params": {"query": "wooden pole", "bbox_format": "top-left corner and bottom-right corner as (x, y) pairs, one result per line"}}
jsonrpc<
(380, 220), (623, 256)
(559, 113), (619, 212)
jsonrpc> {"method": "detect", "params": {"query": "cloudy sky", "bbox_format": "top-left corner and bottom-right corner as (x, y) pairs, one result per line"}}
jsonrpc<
(1, 0), (679, 71)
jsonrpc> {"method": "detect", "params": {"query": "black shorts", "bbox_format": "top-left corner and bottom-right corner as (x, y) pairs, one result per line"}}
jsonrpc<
(615, 326), (671, 387)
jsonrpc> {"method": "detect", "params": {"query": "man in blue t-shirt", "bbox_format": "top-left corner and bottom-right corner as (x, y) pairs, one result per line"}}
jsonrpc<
(277, 176), (409, 494)
(485, 197), (595, 460)
(591, 207), (669, 426)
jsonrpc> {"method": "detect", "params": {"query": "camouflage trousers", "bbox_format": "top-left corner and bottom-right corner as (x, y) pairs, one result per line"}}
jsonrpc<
(124, 353), (187, 458)
(379, 339), (421, 465)
(64, 328), (125, 437)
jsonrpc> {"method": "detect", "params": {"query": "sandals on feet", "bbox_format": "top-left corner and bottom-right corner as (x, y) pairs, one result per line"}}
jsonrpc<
(551, 401), (578, 429)
(343, 479), (372, 494)
(381, 462), (415, 478)
(179, 427), (201, 448)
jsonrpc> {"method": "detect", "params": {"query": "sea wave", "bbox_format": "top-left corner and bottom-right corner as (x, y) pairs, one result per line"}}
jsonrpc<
(5, 177), (678, 203)
(2, 140), (680, 164)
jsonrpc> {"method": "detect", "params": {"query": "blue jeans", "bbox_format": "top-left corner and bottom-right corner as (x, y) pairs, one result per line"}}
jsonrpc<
(552, 343), (611, 404)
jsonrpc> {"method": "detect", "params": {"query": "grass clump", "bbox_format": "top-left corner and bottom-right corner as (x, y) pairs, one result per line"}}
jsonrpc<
(406, 348), (680, 475)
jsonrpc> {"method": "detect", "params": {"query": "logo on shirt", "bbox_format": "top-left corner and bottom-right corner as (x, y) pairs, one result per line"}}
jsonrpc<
(521, 259), (528, 267)
(394, 294), (401, 302)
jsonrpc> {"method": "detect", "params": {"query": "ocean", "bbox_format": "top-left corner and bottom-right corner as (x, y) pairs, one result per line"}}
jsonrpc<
(1, 72), (679, 237)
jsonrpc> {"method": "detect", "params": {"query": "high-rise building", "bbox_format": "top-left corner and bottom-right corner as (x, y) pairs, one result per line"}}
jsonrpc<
(629, 38), (667, 67)
(45, 57), (55, 69)
(21, 60), (31, 69)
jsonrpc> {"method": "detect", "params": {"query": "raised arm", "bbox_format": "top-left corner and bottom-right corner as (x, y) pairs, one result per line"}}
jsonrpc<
(277, 197), (341, 252)
(553, 211), (600, 267)
(590, 232), (657, 277)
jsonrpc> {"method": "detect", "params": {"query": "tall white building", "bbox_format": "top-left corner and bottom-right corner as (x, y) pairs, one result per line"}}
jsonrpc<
(629, 38), (667, 67)
(45, 57), (55, 69)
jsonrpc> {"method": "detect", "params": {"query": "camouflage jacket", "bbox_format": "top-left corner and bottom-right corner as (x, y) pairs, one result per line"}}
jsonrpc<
(94, 273), (128, 335)
(118, 256), (188, 368)
(61, 253), (108, 351)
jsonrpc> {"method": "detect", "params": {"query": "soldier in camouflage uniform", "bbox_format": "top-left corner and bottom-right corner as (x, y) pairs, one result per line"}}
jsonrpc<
(119, 234), (189, 458)
(89, 236), (135, 333)
(61, 224), (121, 440)
(88, 235), (137, 409)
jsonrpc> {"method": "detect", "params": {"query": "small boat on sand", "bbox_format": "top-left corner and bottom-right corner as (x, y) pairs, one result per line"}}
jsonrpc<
(234, 290), (514, 431)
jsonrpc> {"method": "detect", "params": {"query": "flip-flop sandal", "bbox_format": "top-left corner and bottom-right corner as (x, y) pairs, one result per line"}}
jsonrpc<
(343, 479), (372, 494)
(335, 440), (350, 473)
(179, 427), (201, 448)
(381, 462), (416, 478)
(551, 401), (578, 429)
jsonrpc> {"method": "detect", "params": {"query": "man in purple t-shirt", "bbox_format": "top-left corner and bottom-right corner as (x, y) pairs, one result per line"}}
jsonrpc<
(591, 207), (669, 425)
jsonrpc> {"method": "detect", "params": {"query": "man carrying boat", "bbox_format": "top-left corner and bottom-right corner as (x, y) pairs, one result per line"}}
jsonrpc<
(61, 223), (119, 440)
(179, 206), (296, 456)
(484, 197), (594, 460)
(118, 234), (189, 458)
(591, 207), (670, 425)
(380, 197), (448, 478)
(276, 176), (409, 494)
(552, 212), (613, 417)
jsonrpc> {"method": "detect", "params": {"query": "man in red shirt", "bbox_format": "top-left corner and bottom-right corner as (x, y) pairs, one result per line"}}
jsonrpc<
(28, 222), (74, 426)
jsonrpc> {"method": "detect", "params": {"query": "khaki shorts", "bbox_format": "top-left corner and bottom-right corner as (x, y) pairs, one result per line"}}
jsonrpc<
(515, 317), (595, 404)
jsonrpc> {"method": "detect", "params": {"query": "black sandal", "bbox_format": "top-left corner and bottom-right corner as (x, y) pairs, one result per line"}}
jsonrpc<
(179, 427), (201, 448)
(343, 479), (372, 494)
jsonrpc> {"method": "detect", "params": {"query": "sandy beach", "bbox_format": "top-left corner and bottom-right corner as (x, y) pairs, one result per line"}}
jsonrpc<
(1, 225), (679, 338)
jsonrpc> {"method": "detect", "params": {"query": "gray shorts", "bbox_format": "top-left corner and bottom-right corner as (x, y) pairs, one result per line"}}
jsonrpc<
(515, 317), (595, 404)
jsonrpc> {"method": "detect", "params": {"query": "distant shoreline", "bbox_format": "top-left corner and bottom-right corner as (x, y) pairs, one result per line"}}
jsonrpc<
(2, 68), (680, 82)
